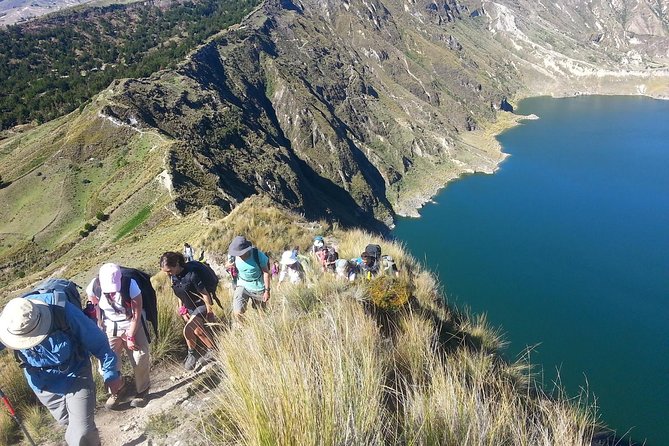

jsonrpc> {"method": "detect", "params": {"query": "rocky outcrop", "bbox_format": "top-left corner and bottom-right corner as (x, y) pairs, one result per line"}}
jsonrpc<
(100, 0), (669, 230)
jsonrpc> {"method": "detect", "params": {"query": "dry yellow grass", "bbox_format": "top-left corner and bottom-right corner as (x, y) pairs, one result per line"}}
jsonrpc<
(0, 198), (600, 445)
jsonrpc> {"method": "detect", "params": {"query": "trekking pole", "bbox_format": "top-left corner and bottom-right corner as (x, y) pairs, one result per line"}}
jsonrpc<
(0, 387), (37, 446)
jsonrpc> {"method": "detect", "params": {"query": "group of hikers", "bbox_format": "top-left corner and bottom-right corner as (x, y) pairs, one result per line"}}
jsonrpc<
(0, 235), (399, 445)
(270, 235), (399, 284)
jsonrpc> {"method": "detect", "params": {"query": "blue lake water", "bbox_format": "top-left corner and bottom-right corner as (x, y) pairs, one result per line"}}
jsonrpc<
(393, 96), (669, 445)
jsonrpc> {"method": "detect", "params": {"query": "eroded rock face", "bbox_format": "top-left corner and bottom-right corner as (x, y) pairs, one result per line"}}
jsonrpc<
(104, 0), (669, 229)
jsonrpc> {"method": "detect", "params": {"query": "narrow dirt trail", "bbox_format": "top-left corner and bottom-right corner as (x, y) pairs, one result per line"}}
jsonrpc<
(93, 362), (221, 446)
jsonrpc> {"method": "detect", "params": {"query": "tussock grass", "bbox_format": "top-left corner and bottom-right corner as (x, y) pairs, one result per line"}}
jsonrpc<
(145, 411), (179, 439)
(151, 273), (189, 361)
(0, 198), (600, 445)
(23, 405), (61, 444)
(0, 411), (16, 446)
(193, 199), (599, 445)
(209, 297), (388, 445)
(0, 355), (35, 444)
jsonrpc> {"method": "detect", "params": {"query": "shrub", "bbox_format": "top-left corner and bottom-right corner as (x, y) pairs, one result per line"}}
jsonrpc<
(366, 276), (411, 312)
(79, 230), (89, 237)
(96, 212), (109, 221)
(84, 223), (96, 231)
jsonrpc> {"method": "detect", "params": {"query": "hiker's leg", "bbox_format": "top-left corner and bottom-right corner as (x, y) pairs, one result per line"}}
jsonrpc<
(34, 388), (68, 427)
(232, 285), (250, 319)
(249, 290), (267, 312)
(64, 367), (100, 446)
(106, 327), (124, 375)
(182, 320), (198, 350)
(126, 327), (151, 394)
(190, 315), (215, 349)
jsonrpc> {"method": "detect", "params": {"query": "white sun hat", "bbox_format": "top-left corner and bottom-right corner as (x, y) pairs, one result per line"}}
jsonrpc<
(0, 298), (52, 350)
(280, 250), (299, 266)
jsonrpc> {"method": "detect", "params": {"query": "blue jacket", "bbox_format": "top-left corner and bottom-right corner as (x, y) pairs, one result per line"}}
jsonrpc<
(13, 295), (119, 395)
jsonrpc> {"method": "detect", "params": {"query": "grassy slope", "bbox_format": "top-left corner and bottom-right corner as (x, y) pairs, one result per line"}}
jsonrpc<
(0, 197), (599, 445)
(0, 92), (178, 288)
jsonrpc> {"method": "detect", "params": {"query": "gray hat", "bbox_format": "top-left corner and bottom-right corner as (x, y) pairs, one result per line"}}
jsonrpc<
(228, 236), (253, 256)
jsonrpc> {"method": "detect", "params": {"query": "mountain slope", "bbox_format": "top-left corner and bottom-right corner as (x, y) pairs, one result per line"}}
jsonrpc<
(1, 0), (668, 285)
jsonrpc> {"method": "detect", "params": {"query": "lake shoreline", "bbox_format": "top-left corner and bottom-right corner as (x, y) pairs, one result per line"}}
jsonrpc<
(392, 89), (668, 221)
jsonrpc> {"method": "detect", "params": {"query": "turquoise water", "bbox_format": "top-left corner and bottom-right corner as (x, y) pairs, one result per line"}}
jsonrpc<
(393, 96), (669, 445)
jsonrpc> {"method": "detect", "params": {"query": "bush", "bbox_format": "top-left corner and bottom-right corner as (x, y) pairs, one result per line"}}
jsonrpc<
(366, 276), (411, 312)
(96, 212), (109, 221)
(79, 230), (89, 237)
(84, 223), (96, 232)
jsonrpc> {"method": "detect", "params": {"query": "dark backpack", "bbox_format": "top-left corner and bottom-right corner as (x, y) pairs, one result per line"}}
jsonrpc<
(185, 261), (223, 307)
(119, 267), (159, 341)
(365, 244), (382, 261)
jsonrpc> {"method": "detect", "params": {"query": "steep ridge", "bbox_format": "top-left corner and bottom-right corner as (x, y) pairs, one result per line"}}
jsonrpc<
(1, 0), (668, 286)
(101, 0), (669, 224)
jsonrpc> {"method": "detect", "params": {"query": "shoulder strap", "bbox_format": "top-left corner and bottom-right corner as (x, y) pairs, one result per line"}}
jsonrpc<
(253, 248), (269, 269)
(120, 276), (131, 306)
(252, 248), (260, 268)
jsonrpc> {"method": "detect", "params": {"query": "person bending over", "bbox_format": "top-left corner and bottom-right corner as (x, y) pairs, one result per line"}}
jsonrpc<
(0, 296), (123, 445)
(160, 252), (216, 371)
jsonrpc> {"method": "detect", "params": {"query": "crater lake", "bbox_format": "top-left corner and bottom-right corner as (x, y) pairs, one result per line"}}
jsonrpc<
(393, 95), (669, 445)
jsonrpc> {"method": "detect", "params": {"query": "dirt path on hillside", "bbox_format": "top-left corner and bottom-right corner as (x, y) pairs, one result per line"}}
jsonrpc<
(92, 362), (221, 446)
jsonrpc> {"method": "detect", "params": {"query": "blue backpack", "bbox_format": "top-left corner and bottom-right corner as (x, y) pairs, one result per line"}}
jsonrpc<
(14, 288), (85, 371)
(22, 278), (82, 309)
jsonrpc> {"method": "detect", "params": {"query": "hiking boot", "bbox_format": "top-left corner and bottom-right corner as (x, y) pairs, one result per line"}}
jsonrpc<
(130, 389), (149, 408)
(105, 393), (120, 410)
(104, 378), (127, 409)
(196, 349), (216, 368)
(183, 350), (198, 371)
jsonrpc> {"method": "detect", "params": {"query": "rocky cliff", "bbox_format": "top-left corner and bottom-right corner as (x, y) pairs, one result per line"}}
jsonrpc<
(1, 0), (668, 279)
(98, 0), (668, 227)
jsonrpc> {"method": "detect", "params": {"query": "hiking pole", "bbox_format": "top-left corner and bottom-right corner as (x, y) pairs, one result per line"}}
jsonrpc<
(0, 387), (37, 446)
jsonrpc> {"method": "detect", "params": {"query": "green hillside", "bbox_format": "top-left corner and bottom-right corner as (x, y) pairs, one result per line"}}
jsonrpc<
(0, 0), (259, 130)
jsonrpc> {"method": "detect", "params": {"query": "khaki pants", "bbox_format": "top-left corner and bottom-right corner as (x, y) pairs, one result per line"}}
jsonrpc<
(103, 321), (151, 394)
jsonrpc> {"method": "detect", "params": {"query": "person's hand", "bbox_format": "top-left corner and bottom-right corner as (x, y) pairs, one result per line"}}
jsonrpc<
(107, 376), (124, 395)
(126, 336), (138, 351)
(206, 311), (216, 323)
(262, 290), (270, 302)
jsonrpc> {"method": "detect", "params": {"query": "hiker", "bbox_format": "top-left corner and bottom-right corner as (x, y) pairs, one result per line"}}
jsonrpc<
(382, 255), (400, 277)
(278, 250), (305, 285)
(324, 246), (339, 273)
(312, 236), (325, 254)
(159, 252), (217, 371)
(224, 254), (239, 291)
(0, 297), (123, 446)
(183, 243), (195, 262)
(86, 263), (151, 409)
(228, 236), (271, 321)
(335, 258), (358, 282)
(315, 245), (328, 272)
(271, 260), (280, 280)
(359, 251), (381, 279)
